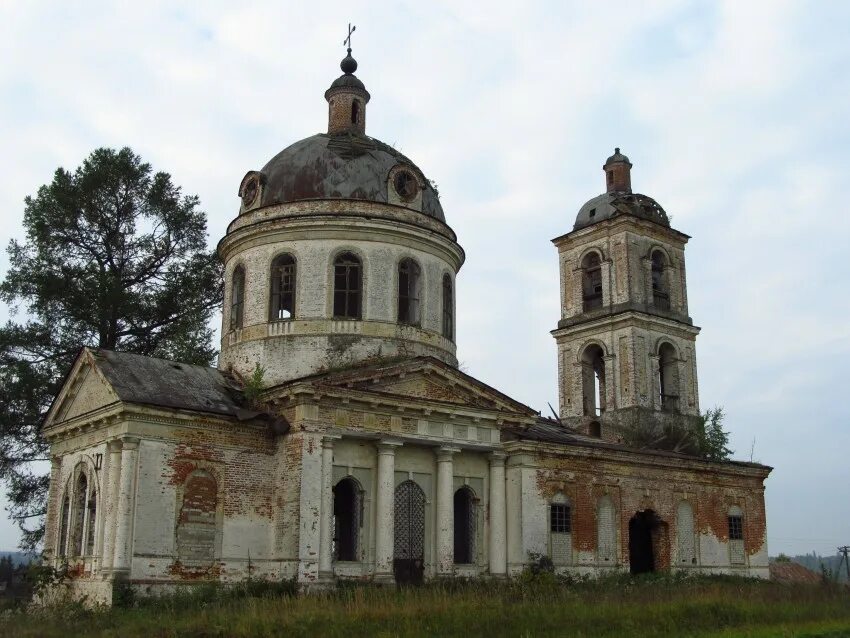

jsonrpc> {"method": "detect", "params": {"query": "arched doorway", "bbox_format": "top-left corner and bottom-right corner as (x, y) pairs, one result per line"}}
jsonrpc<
(629, 509), (661, 574)
(393, 480), (425, 585)
(453, 486), (476, 564)
(333, 477), (361, 562)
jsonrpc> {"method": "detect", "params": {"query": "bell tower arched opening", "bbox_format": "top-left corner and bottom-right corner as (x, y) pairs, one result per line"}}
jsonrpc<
(581, 344), (606, 417)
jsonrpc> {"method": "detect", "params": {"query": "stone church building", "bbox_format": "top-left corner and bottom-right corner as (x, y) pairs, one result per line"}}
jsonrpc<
(40, 48), (770, 602)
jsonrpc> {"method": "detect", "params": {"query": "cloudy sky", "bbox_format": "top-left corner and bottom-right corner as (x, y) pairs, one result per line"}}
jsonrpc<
(1, 1), (848, 557)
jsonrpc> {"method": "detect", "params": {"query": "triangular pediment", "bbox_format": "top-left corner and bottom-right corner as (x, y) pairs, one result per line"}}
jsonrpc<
(44, 348), (121, 429)
(308, 357), (535, 415)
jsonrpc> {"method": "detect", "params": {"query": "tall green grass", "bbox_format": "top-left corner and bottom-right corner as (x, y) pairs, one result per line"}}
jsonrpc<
(3, 573), (849, 637)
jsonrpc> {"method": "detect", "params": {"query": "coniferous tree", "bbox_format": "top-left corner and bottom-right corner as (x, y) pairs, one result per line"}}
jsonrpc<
(0, 147), (222, 551)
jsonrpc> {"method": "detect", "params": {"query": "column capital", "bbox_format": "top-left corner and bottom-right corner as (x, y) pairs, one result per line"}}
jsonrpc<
(50, 455), (63, 469)
(376, 439), (403, 455)
(322, 434), (342, 449)
(436, 446), (461, 462)
(119, 436), (140, 450)
(107, 439), (123, 453)
(488, 451), (507, 466)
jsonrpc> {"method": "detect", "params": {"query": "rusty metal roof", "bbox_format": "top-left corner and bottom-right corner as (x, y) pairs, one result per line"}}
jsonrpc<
(256, 133), (445, 221)
(90, 349), (243, 417)
(574, 191), (670, 231)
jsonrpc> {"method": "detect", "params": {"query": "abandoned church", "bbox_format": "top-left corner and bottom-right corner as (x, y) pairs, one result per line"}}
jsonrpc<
(40, 46), (771, 602)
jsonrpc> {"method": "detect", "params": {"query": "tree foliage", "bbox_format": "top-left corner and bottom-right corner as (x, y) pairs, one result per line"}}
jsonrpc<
(618, 406), (733, 462)
(0, 147), (222, 551)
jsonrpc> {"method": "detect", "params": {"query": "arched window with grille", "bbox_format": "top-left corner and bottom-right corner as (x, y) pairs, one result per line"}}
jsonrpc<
(549, 493), (572, 566)
(230, 266), (245, 330)
(58, 493), (70, 558)
(728, 505), (745, 565)
(269, 254), (296, 321)
(442, 274), (453, 340)
(86, 487), (97, 556)
(71, 473), (88, 556)
(333, 253), (362, 319)
(651, 250), (670, 310)
(397, 259), (421, 325)
(581, 252), (603, 311)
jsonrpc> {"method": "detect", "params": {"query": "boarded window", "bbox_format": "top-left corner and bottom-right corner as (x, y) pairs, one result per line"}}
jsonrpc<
(176, 470), (218, 565)
(676, 500), (695, 564)
(597, 495), (617, 563)
(442, 274), (453, 339)
(333, 253), (362, 319)
(230, 266), (245, 330)
(270, 254), (296, 320)
(397, 259), (421, 325)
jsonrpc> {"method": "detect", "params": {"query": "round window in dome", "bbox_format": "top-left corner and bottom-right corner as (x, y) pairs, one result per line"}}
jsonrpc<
(241, 176), (259, 208)
(393, 170), (418, 201)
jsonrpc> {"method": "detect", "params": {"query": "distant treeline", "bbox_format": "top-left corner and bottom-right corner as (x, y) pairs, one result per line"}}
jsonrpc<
(0, 551), (35, 567)
(774, 552), (849, 583)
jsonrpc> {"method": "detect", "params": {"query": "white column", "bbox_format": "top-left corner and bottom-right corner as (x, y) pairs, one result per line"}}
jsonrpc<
(112, 437), (139, 575)
(488, 452), (507, 577)
(318, 436), (336, 578)
(649, 355), (661, 410)
(436, 446), (459, 576)
(603, 354), (617, 412)
(101, 440), (123, 573)
(374, 440), (401, 580)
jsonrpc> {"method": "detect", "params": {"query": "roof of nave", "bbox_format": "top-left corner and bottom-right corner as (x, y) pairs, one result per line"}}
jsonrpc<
(43, 348), (246, 428)
(512, 416), (772, 472)
(90, 349), (244, 417)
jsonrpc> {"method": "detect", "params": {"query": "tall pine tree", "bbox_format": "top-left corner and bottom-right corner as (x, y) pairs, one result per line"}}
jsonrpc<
(0, 147), (222, 551)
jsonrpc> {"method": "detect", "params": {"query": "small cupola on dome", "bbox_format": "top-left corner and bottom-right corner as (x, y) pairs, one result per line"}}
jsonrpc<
(603, 147), (632, 193)
(325, 29), (370, 136)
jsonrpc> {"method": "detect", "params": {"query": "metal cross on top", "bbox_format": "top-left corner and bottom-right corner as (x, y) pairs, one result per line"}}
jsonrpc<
(344, 23), (356, 49)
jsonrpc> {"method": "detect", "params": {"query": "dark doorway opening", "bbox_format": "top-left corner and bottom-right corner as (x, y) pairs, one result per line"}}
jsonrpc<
(629, 510), (660, 574)
(393, 480), (425, 585)
(453, 487), (476, 564)
(333, 478), (360, 562)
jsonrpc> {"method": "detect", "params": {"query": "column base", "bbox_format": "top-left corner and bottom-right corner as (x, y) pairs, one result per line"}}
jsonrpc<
(372, 572), (396, 586)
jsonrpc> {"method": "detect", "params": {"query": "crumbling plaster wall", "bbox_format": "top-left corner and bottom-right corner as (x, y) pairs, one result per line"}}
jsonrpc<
(219, 210), (461, 385)
(513, 447), (768, 578)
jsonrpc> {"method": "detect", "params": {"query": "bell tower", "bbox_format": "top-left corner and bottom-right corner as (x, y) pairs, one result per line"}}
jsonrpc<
(551, 149), (701, 441)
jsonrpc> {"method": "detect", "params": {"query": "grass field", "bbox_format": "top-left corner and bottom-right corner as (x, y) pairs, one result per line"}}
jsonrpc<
(2, 573), (849, 637)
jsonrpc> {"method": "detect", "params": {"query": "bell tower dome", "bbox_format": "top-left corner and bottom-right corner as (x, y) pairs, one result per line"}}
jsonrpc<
(551, 149), (701, 441)
(217, 43), (464, 386)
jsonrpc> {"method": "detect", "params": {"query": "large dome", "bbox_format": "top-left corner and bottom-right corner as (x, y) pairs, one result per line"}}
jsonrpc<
(574, 192), (669, 231)
(255, 133), (445, 222)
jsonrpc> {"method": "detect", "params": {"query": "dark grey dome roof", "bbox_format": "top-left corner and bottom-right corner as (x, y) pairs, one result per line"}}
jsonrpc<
(574, 192), (669, 231)
(257, 133), (445, 221)
(328, 73), (366, 92)
(604, 147), (631, 166)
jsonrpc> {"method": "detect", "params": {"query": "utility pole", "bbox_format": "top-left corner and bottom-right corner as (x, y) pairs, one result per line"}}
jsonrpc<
(838, 546), (850, 583)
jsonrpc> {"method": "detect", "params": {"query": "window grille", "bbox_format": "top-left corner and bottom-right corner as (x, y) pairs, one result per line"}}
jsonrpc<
(333, 253), (362, 319)
(442, 274), (453, 339)
(230, 266), (245, 330)
(728, 515), (743, 540)
(551, 504), (571, 533)
(270, 255), (296, 321)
